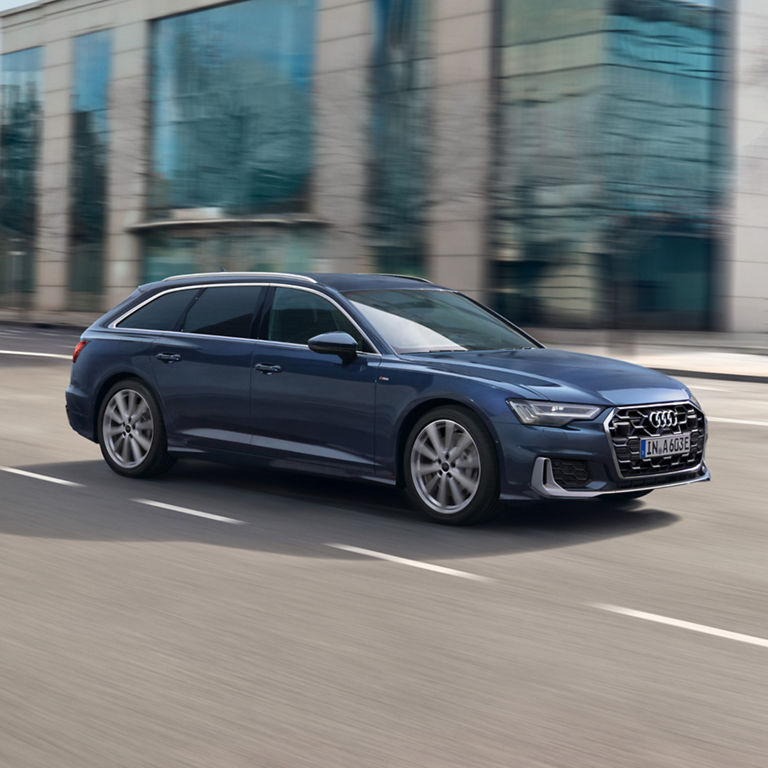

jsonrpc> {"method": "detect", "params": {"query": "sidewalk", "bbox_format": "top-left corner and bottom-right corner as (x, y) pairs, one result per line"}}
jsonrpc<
(530, 329), (768, 383)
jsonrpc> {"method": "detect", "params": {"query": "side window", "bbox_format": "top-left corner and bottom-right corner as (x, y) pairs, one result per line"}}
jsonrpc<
(117, 289), (197, 330)
(266, 287), (368, 349)
(181, 286), (264, 338)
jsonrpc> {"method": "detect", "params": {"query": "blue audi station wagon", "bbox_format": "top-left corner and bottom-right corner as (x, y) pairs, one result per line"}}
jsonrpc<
(66, 272), (709, 524)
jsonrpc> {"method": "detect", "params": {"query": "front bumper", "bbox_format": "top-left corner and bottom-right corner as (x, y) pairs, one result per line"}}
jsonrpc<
(494, 399), (709, 500)
(530, 456), (710, 498)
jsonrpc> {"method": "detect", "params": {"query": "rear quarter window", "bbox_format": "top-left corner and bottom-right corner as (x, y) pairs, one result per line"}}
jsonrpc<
(116, 289), (197, 331)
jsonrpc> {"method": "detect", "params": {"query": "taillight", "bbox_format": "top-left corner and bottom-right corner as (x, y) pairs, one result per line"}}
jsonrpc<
(72, 340), (87, 363)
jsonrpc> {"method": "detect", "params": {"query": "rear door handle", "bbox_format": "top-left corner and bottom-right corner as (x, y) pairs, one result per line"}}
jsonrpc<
(155, 352), (182, 363)
(254, 362), (282, 374)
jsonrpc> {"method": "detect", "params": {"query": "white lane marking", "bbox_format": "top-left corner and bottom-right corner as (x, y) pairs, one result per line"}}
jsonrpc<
(327, 543), (492, 582)
(686, 384), (725, 391)
(0, 466), (83, 487)
(708, 416), (768, 428)
(133, 498), (246, 525)
(0, 349), (71, 360)
(593, 604), (768, 649)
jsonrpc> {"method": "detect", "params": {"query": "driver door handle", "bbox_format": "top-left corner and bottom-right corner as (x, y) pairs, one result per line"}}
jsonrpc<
(254, 362), (282, 374)
(155, 352), (181, 363)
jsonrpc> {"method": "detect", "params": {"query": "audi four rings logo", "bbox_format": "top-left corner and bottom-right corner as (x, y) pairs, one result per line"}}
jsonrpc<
(649, 409), (678, 429)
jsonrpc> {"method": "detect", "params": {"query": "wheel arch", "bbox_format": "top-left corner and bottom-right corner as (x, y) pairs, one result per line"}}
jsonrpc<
(91, 372), (160, 442)
(394, 397), (502, 488)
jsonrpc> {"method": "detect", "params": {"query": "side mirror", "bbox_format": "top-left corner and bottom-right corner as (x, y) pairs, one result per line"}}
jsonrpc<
(308, 331), (358, 363)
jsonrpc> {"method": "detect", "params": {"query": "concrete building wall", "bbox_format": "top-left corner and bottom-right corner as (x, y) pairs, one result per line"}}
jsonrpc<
(314, 0), (372, 273)
(728, 0), (768, 332)
(428, 0), (493, 301)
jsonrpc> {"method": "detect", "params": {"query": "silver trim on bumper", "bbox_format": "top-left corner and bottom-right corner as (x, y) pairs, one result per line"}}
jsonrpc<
(531, 456), (711, 499)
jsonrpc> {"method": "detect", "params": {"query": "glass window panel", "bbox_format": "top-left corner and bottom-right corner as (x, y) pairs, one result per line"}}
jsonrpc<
(491, 0), (728, 330)
(267, 287), (364, 347)
(69, 30), (112, 311)
(182, 285), (264, 337)
(118, 289), (198, 330)
(345, 289), (533, 354)
(0, 47), (42, 305)
(142, 229), (322, 283)
(149, 0), (316, 217)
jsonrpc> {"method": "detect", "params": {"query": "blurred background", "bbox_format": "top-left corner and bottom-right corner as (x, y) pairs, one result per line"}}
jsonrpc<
(0, 0), (763, 332)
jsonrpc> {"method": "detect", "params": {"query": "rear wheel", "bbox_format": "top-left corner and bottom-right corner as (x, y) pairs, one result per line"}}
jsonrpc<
(98, 379), (174, 478)
(404, 406), (499, 524)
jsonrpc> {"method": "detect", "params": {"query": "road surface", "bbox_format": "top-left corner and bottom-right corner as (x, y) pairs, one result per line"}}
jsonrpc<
(1, 325), (766, 767)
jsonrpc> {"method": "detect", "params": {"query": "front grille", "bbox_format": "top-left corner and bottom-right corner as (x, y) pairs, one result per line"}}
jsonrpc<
(551, 459), (591, 488)
(607, 402), (705, 480)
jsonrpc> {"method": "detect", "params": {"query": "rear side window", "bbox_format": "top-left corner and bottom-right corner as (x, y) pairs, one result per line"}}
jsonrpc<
(181, 285), (264, 338)
(117, 289), (197, 330)
(266, 286), (370, 349)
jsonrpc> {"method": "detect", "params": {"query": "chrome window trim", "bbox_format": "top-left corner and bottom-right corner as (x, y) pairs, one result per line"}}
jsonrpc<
(602, 400), (706, 481)
(109, 282), (381, 355)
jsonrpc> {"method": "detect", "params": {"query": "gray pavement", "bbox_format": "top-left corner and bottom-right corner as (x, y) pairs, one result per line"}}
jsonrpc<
(0, 328), (766, 767)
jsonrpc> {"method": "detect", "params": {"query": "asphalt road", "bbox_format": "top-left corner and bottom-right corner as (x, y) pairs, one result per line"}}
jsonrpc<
(1, 327), (766, 768)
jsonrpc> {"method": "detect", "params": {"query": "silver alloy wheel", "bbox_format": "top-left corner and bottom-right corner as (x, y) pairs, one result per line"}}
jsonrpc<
(102, 388), (155, 470)
(410, 418), (481, 514)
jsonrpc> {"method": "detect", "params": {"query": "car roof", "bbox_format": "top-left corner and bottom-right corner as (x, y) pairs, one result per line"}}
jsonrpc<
(142, 272), (442, 293)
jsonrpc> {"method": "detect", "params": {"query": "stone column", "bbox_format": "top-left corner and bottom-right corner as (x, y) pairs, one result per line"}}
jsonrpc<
(314, 0), (372, 272)
(34, 36), (72, 313)
(103, 20), (148, 310)
(427, 0), (493, 300)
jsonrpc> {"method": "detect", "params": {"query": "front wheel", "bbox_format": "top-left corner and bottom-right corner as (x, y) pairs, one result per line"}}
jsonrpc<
(97, 379), (174, 478)
(404, 406), (500, 524)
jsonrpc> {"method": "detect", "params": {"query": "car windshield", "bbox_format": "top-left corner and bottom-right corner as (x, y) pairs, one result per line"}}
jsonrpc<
(344, 289), (535, 354)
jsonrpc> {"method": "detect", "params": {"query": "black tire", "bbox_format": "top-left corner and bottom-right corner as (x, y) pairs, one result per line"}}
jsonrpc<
(404, 406), (500, 525)
(97, 378), (175, 478)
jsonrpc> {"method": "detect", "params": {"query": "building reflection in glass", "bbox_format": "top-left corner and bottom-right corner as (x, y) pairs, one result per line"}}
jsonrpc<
(149, 0), (316, 218)
(69, 30), (111, 311)
(144, 0), (317, 279)
(0, 47), (42, 307)
(491, 0), (728, 330)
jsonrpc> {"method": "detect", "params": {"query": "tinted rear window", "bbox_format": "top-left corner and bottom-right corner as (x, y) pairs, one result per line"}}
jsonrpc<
(182, 285), (264, 338)
(117, 289), (197, 331)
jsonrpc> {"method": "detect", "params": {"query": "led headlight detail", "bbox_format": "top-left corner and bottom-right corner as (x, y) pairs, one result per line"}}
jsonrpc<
(507, 399), (603, 427)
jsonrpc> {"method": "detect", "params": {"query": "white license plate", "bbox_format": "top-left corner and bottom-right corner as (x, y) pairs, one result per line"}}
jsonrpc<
(641, 433), (691, 458)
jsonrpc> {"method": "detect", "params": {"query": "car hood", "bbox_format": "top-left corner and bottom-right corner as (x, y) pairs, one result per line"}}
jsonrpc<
(401, 347), (691, 406)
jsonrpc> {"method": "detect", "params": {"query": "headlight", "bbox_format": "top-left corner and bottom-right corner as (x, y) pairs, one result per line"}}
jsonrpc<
(507, 399), (603, 427)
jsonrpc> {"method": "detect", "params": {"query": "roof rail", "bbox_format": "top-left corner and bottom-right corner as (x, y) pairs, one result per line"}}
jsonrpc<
(378, 274), (433, 283)
(161, 271), (317, 283)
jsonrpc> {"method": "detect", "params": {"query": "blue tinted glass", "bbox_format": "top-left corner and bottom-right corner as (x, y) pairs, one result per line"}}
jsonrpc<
(70, 30), (112, 310)
(491, 0), (728, 331)
(150, 0), (316, 217)
(369, 0), (431, 276)
(0, 47), (42, 302)
(142, 229), (322, 283)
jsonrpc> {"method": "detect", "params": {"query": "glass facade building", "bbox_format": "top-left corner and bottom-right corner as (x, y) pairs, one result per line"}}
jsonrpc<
(0, 0), (749, 331)
(69, 30), (112, 311)
(491, 0), (728, 330)
(0, 46), (42, 307)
